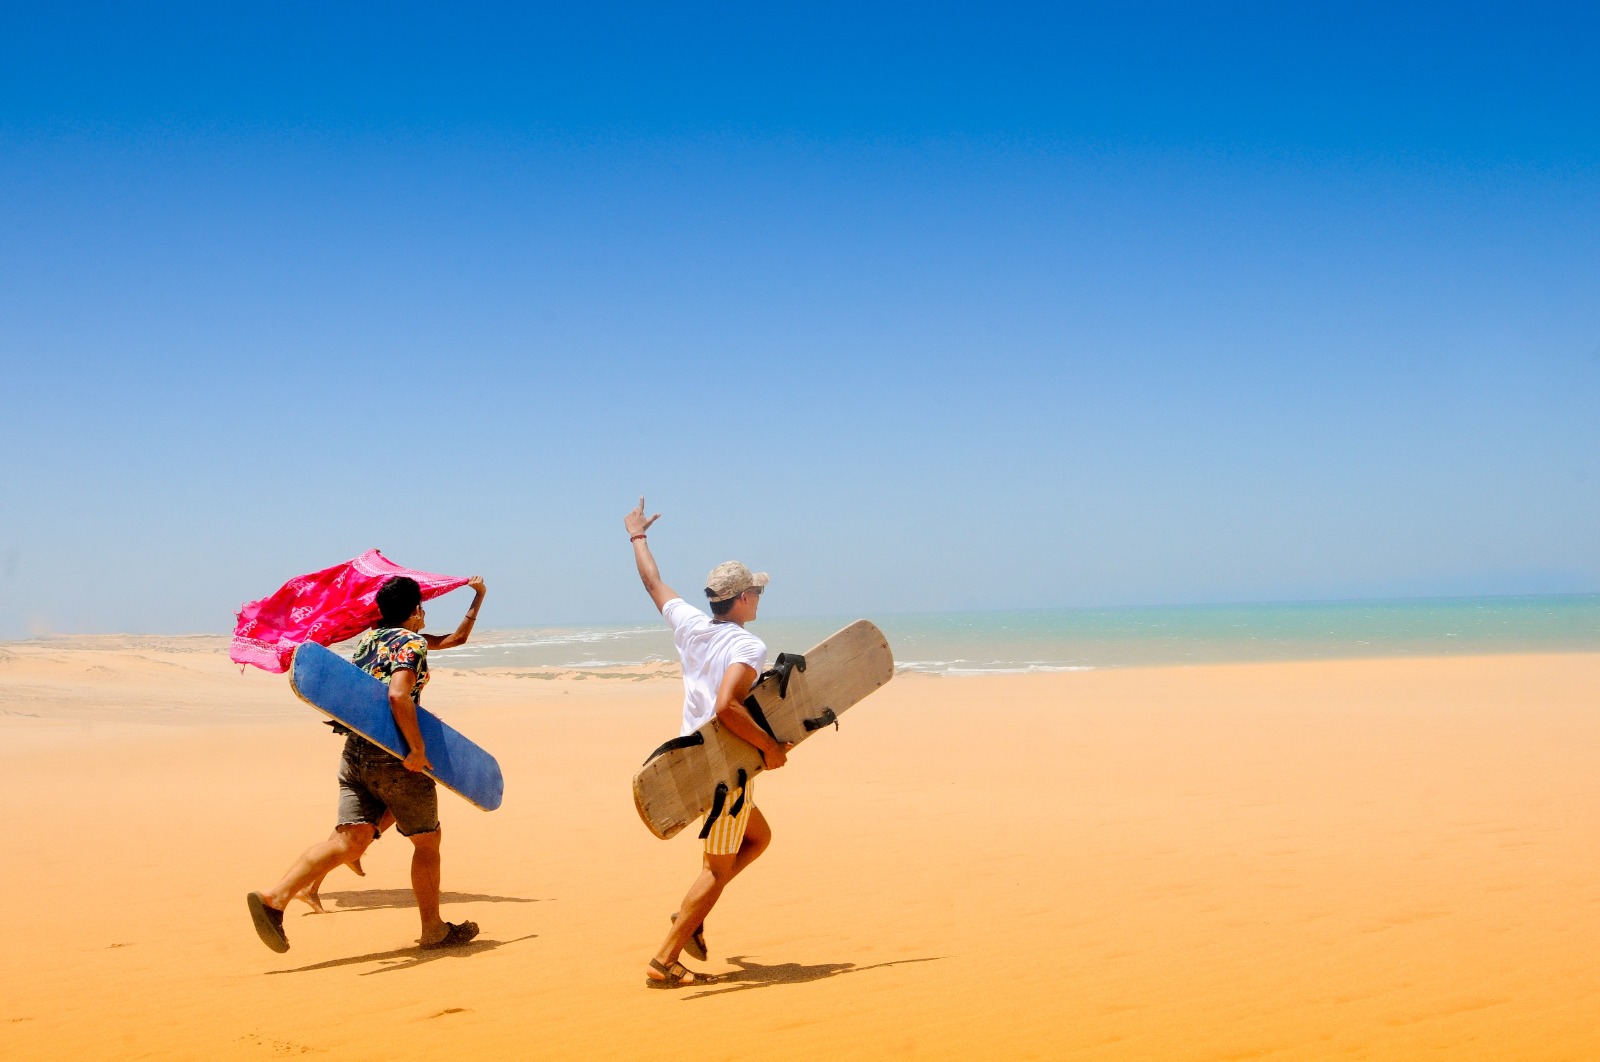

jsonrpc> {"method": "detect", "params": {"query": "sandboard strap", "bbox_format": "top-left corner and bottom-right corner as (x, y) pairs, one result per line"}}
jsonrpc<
(771, 652), (807, 698)
(728, 769), (748, 817)
(697, 781), (730, 839)
(742, 695), (782, 744)
(801, 707), (839, 732)
(643, 732), (706, 766)
(742, 652), (809, 744)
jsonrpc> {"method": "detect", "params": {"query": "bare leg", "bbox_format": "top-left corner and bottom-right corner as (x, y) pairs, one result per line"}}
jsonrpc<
(294, 811), (392, 912)
(258, 823), (377, 913)
(296, 872), (331, 914)
(408, 827), (449, 946)
(352, 811), (394, 878)
(648, 809), (771, 983)
(727, 809), (772, 876)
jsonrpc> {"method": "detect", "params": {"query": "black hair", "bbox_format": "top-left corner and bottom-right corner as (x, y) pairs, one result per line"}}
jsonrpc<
(708, 592), (738, 617)
(376, 576), (423, 627)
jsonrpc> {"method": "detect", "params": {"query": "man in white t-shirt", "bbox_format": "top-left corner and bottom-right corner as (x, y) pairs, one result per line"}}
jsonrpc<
(625, 497), (793, 989)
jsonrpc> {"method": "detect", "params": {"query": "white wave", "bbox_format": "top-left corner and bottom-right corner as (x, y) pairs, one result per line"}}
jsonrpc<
(440, 653), (676, 669)
(461, 627), (661, 650)
(895, 659), (1093, 675)
(525, 658), (667, 669)
(943, 665), (1093, 675)
(894, 659), (964, 670)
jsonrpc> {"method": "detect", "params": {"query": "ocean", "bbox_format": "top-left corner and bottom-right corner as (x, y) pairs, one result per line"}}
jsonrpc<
(433, 593), (1600, 675)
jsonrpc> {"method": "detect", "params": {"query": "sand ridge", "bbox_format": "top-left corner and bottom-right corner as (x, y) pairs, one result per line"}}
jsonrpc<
(1, 644), (1597, 1059)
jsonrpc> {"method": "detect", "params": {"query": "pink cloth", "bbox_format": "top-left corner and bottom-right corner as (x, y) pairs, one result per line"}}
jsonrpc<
(231, 549), (470, 673)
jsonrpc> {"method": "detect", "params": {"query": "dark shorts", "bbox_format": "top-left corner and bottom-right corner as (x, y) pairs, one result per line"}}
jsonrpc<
(336, 737), (440, 837)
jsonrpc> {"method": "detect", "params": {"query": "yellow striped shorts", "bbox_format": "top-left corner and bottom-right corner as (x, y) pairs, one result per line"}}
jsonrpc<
(703, 776), (755, 856)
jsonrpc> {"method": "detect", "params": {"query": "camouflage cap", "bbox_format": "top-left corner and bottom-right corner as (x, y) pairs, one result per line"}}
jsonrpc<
(704, 561), (770, 603)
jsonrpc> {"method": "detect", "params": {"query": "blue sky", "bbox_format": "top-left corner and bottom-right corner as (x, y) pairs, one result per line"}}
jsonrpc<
(2, 3), (1597, 637)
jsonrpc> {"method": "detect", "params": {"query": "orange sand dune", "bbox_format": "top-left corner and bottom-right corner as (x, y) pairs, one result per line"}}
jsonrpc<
(1, 641), (1596, 1060)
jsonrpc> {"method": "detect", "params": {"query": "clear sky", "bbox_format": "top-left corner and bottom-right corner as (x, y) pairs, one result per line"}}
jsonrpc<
(2, 2), (1597, 638)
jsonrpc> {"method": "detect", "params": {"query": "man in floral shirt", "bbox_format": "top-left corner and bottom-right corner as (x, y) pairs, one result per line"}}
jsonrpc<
(248, 574), (486, 953)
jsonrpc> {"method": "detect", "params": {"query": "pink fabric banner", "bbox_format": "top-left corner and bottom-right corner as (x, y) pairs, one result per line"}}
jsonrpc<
(231, 549), (470, 673)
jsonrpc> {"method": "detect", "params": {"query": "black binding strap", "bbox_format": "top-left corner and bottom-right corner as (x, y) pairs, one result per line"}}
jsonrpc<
(642, 731), (705, 766)
(742, 694), (781, 744)
(802, 707), (839, 732)
(728, 768), (748, 817)
(771, 652), (807, 698)
(697, 781), (730, 839)
(742, 651), (809, 743)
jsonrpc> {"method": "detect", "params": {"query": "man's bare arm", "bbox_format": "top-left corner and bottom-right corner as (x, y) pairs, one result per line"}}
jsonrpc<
(425, 576), (486, 650)
(625, 496), (679, 612)
(387, 670), (432, 773)
(713, 663), (792, 769)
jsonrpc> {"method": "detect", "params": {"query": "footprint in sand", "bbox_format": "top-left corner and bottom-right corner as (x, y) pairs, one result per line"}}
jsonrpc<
(238, 1032), (317, 1055)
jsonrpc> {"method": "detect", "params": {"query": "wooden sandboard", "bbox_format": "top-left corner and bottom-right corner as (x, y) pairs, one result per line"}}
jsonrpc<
(289, 641), (505, 812)
(632, 619), (894, 839)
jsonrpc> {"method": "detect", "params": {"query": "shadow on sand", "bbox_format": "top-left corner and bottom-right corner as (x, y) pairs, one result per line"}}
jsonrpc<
(310, 889), (544, 913)
(265, 934), (539, 977)
(682, 954), (942, 999)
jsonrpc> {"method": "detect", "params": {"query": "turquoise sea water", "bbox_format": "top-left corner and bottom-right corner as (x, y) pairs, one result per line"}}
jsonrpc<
(436, 594), (1600, 674)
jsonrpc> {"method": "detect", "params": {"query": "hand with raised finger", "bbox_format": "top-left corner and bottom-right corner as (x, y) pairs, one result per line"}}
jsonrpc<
(625, 496), (662, 539)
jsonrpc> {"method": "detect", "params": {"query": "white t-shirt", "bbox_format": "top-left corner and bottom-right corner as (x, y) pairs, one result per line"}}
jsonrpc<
(662, 597), (768, 736)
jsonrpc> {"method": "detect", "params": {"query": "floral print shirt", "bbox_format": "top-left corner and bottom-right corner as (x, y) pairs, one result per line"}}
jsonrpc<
(350, 627), (429, 704)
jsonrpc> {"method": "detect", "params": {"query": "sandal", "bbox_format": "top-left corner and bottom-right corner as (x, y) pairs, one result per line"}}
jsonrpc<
(670, 912), (708, 961)
(247, 892), (289, 953)
(420, 921), (480, 949)
(646, 958), (718, 989)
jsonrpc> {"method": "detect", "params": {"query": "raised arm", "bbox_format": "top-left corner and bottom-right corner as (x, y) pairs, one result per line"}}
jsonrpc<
(625, 497), (679, 612)
(712, 663), (793, 769)
(424, 576), (486, 650)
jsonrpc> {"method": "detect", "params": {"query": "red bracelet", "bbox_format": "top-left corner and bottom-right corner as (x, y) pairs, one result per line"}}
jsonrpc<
(630, 534), (648, 542)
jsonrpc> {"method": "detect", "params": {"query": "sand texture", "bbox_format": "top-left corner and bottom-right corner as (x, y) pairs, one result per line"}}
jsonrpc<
(1, 638), (1597, 1060)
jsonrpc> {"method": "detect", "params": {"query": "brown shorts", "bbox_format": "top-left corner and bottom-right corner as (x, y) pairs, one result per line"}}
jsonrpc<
(336, 737), (439, 837)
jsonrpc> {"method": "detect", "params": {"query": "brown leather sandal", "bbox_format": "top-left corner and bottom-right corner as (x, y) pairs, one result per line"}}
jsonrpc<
(645, 958), (718, 989)
(420, 921), (480, 949)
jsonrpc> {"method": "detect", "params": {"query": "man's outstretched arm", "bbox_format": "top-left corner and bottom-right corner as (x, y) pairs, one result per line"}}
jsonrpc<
(425, 576), (486, 650)
(625, 496), (679, 612)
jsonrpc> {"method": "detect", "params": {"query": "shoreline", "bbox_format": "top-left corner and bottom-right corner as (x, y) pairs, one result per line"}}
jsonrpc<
(7, 591), (1598, 677)
(4, 633), (1598, 730)
(4, 626), (1599, 678)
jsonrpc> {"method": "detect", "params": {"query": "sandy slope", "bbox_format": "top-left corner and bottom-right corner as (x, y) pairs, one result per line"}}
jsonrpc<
(1, 639), (1596, 1060)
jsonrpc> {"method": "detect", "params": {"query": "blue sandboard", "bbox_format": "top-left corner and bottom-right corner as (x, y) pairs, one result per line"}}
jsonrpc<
(289, 641), (504, 812)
